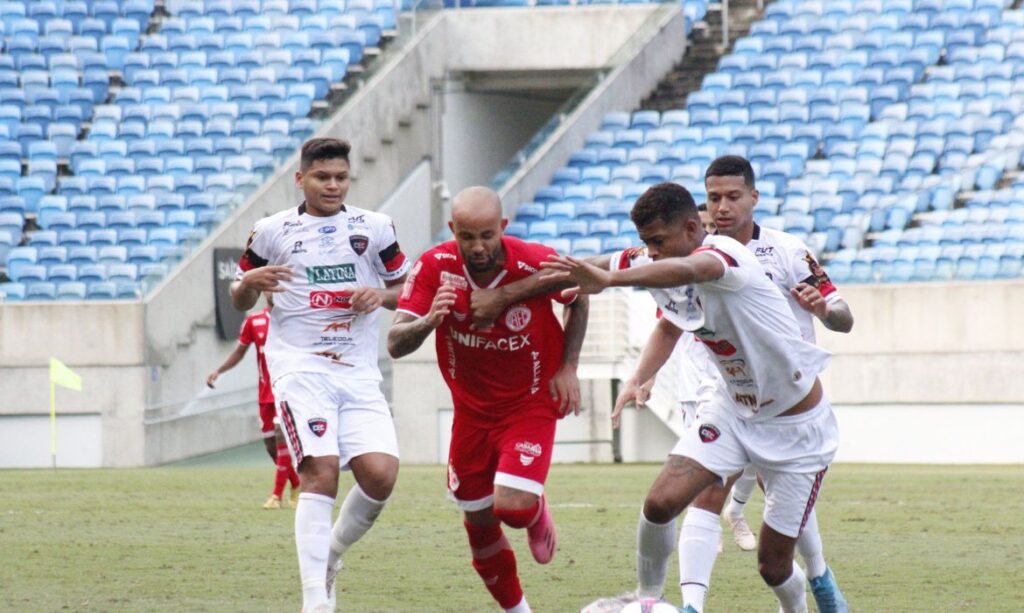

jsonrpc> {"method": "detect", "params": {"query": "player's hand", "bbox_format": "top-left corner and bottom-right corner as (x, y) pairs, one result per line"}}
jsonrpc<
(205, 372), (219, 388)
(790, 282), (828, 319)
(637, 376), (655, 408)
(469, 287), (506, 330)
(349, 287), (384, 313)
(240, 265), (292, 293)
(549, 363), (581, 417)
(611, 377), (647, 429)
(540, 255), (611, 296)
(425, 284), (457, 328)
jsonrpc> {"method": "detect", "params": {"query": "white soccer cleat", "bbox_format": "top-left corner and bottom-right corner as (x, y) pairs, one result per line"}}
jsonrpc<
(325, 557), (343, 611)
(580, 592), (638, 613)
(727, 514), (756, 551)
(301, 605), (332, 613)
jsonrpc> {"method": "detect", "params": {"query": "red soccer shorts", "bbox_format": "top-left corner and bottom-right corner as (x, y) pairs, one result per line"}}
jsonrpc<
(259, 402), (276, 437)
(446, 410), (557, 511)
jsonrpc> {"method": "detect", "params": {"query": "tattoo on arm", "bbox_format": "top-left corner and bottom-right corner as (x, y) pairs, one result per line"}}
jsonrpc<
(388, 314), (435, 359)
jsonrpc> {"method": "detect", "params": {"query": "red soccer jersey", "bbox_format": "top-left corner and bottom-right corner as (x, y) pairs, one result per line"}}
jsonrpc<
(238, 308), (274, 404)
(397, 236), (573, 423)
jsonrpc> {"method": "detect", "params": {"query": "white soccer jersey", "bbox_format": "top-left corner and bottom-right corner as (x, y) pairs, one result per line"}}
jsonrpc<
(236, 202), (411, 382)
(674, 332), (718, 404)
(746, 224), (842, 343)
(611, 235), (830, 421)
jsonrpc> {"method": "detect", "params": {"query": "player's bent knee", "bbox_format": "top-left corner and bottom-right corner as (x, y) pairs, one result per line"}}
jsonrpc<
(757, 548), (794, 586)
(493, 501), (539, 529)
(642, 493), (679, 525)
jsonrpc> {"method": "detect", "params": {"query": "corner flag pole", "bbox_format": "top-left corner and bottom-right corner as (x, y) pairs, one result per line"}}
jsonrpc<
(49, 358), (82, 470)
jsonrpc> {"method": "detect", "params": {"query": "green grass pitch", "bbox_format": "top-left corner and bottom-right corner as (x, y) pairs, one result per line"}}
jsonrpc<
(2, 448), (1021, 612)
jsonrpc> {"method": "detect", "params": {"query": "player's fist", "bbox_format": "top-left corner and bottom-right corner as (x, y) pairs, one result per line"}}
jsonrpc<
(425, 284), (457, 328)
(469, 287), (506, 330)
(206, 371), (219, 388)
(790, 282), (827, 319)
(349, 287), (384, 313)
(239, 265), (292, 293)
(549, 363), (581, 417)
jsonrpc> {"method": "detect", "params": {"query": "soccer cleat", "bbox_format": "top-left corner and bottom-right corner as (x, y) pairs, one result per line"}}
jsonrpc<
(325, 557), (343, 611)
(527, 495), (557, 564)
(809, 566), (849, 613)
(262, 495), (281, 510)
(580, 592), (637, 613)
(289, 487), (299, 509)
(727, 514), (756, 551)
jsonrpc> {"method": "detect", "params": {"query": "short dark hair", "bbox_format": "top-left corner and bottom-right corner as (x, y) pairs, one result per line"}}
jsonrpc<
(697, 202), (708, 212)
(705, 155), (756, 189)
(300, 138), (351, 170)
(631, 183), (698, 228)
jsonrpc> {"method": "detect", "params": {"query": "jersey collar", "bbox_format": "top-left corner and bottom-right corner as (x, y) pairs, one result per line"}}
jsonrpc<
(297, 201), (347, 216)
(460, 236), (510, 290)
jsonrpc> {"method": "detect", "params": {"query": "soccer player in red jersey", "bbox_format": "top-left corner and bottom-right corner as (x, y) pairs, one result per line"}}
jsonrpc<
(388, 186), (589, 613)
(207, 293), (300, 509)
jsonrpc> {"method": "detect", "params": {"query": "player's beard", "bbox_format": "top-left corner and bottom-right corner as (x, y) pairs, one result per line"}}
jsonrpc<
(464, 250), (498, 273)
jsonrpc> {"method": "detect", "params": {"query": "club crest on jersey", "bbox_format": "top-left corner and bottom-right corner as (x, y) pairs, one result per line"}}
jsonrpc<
(505, 305), (532, 332)
(698, 424), (720, 443)
(308, 418), (327, 437)
(350, 235), (369, 256)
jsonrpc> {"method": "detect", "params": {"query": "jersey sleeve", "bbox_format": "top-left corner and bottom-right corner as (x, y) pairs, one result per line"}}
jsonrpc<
(791, 243), (840, 303)
(235, 223), (274, 280)
(237, 316), (254, 346)
(609, 247), (649, 272)
(396, 253), (439, 318)
(692, 239), (751, 292)
(372, 216), (411, 282)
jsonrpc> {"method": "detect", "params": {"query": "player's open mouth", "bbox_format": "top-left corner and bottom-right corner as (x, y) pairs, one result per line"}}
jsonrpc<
(715, 218), (732, 228)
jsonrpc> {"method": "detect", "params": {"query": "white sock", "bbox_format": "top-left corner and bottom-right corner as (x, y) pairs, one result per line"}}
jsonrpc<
(796, 510), (827, 579)
(771, 562), (808, 613)
(294, 492), (335, 609)
(725, 466), (757, 519)
(504, 595), (531, 613)
(678, 508), (721, 612)
(327, 484), (388, 568)
(636, 510), (677, 598)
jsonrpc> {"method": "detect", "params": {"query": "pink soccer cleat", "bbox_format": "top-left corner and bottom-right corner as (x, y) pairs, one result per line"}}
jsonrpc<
(527, 496), (557, 564)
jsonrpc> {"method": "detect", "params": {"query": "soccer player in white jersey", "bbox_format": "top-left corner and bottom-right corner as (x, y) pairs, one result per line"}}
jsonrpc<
(669, 155), (851, 613)
(231, 138), (411, 613)
(542, 183), (839, 613)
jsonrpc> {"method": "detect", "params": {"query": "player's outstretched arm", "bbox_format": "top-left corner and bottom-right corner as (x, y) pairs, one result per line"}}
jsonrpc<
(206, 343), (249, 388)
(231, 266), (291, 311)
(387, 284), (456, 359)
(611, 318), (682, 428)
(549, 295), (589, 416)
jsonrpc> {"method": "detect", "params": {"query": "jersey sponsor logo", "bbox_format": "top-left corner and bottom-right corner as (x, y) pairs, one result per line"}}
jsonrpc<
(721, 358), (749, 378)
(517, 261), (538, 274)
(318, 235), (336, 253)
(440, 271), (469, 290)
(698, 424), (720, 443)
(349, 235), (369, 256)
(283, 220), (303, 236)
(310, 290), (353, 309)
(347, 214), (366, 228)
(699, 338), (737, 356)
(291, 240), (307, 254)
(734, 393), (758, 408)
(322, 319), (354, 332)
(448, 328), (531, 352)
(663, 300), (679, 314)
(755, 246), (774, 256)
(504, 305), (532, 332)
(400, 260), (423, 301)
(520, 454), (535, 466)
(318, 225), (337, 234)
(515, 441), (542, 456)
(530, 350), (541, 394)
(307, 264), (356, 284)
(434, 252), (457, 261)
(313, 350), (353, 365)
(308, 418), (327, 437)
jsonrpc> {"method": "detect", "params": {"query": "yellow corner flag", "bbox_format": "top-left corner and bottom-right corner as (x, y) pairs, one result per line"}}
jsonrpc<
(50, 358), (82, 469)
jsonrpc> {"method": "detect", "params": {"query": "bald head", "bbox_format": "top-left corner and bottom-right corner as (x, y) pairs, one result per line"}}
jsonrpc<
(449, 186), (508, 273)
(451, 186), (503, 228)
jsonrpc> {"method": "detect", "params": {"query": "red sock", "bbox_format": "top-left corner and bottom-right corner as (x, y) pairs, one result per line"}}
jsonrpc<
(272, 444), (291, 498)
(494, 498), (542, 529)
(464, 521), (523, 609)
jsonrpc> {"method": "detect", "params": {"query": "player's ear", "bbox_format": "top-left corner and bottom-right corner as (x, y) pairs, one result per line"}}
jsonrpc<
(500, 218), (508, 230)
(294, 170), (303, 187)
(447, 220), (455, 234)
(751, 188), (759, 206)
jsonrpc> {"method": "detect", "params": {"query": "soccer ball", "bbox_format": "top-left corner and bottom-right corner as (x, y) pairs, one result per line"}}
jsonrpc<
(621, 598), (679, 613)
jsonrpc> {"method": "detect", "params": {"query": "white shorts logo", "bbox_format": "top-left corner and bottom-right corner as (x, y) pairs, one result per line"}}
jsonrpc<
(520, 454), (535, 466)
(514, 441), (542, 456)
(447, 461), (460, 492)
(505, 305), (532, 332)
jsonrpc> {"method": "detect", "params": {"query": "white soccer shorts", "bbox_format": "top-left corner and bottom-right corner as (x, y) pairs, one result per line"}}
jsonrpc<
(274, 372), (399, 470)
(671, 394), (839, 538)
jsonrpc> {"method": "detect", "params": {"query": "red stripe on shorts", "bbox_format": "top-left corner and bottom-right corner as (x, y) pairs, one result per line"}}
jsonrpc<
(798, 467), (828, 535)
(279, 401), (304, 460)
